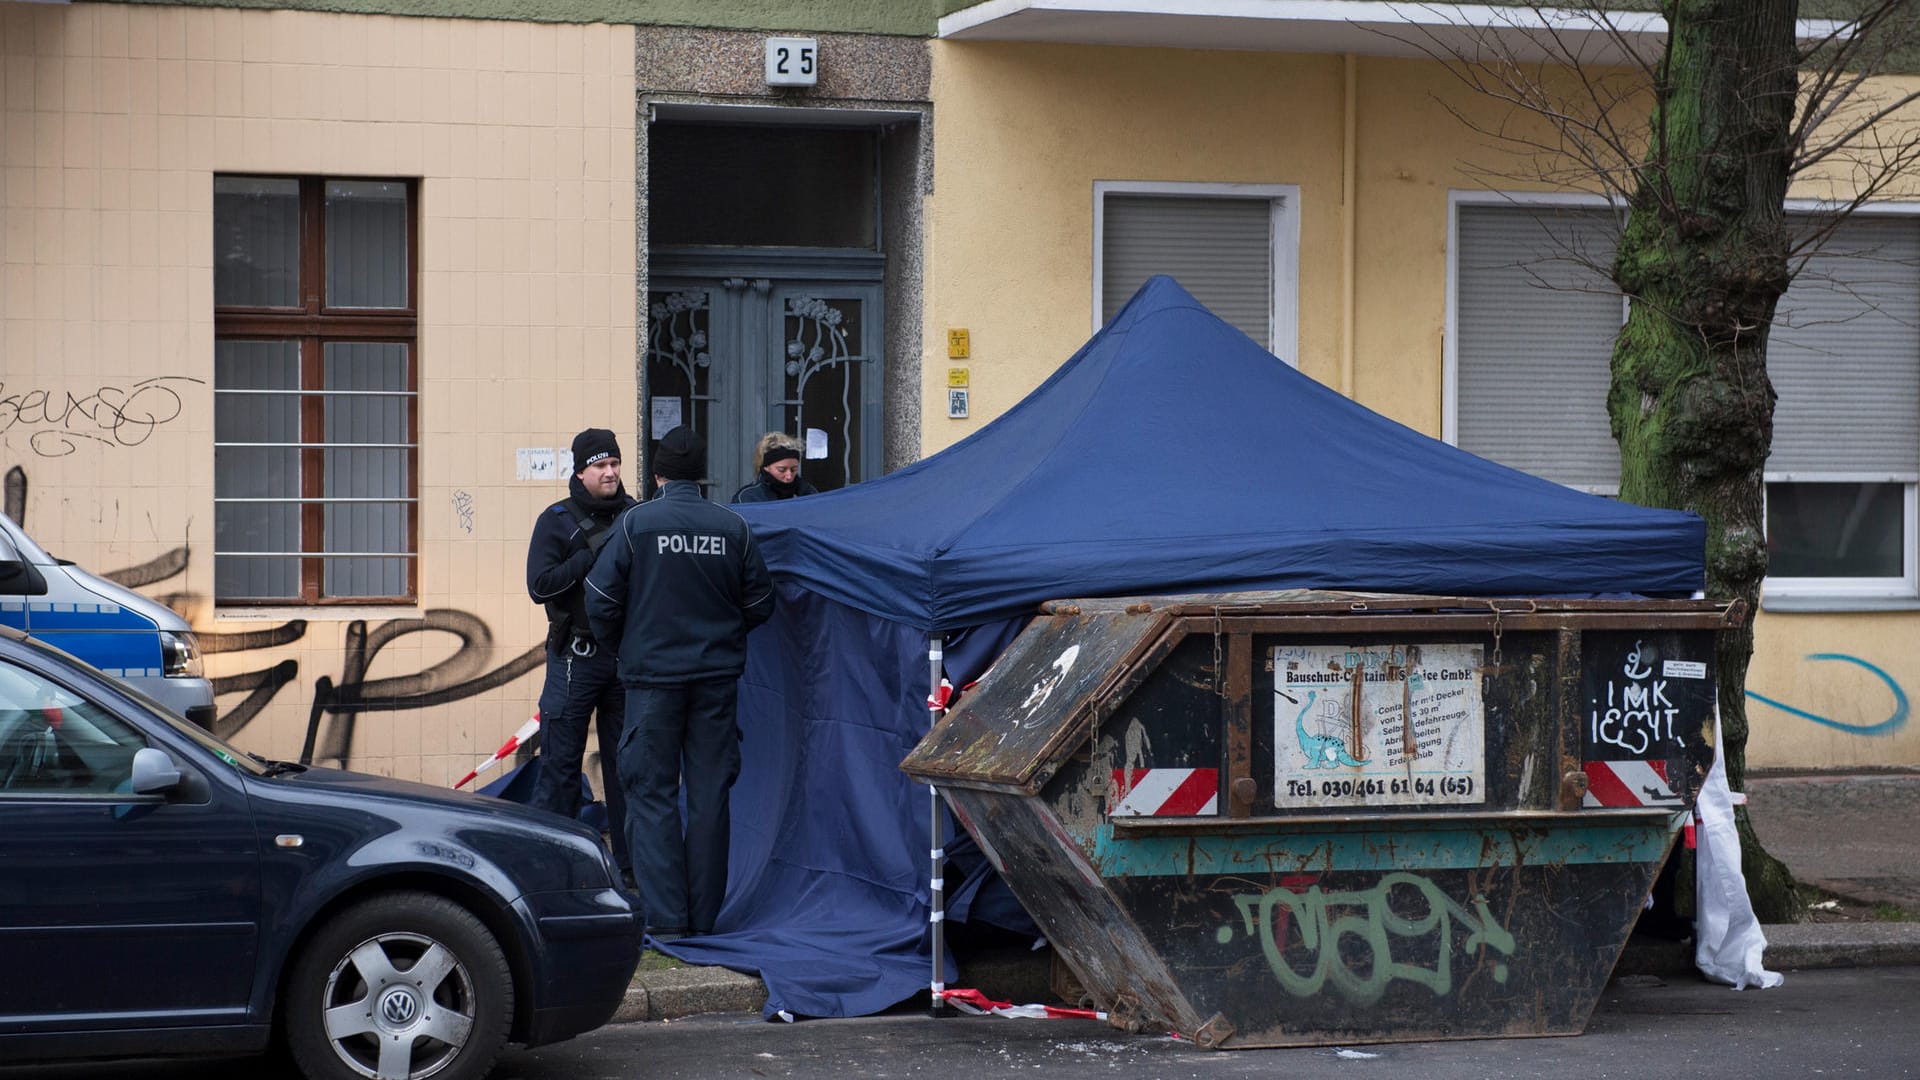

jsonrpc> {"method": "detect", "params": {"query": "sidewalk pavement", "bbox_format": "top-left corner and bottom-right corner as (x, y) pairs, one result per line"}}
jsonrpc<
(616, 769), (1920, 1024)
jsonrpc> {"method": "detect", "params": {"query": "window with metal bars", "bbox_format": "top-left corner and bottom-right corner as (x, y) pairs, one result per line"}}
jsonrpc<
(212, 176), (418, 604)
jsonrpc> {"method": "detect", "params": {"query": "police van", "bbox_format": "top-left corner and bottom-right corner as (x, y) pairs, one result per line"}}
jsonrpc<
(0, 513), (215, 728)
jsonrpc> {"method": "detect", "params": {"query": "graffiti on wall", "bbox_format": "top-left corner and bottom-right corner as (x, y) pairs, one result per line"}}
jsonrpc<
(1222, 872), (1516, 1006)
(1747, 653), (1911, 737)
(4, 466), (548, 773)
(0, 376), (205, 457)
(300, 611), (543, 769)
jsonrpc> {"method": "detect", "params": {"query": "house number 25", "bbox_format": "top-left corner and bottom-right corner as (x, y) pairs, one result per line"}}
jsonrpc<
(765, 37), (819, 87)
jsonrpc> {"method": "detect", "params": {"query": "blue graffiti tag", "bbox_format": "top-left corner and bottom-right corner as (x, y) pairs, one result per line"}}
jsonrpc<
(1746, 653), (1909, 736)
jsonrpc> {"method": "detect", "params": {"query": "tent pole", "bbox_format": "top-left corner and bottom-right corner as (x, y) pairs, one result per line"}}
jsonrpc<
(928, 633), (949, 1017)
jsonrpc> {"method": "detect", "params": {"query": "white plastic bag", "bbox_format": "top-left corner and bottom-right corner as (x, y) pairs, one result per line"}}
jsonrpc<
(1692, 707), (1784, 989)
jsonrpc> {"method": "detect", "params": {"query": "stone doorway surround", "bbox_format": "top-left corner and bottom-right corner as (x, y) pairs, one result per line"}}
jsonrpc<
(635, 28), (932, 476)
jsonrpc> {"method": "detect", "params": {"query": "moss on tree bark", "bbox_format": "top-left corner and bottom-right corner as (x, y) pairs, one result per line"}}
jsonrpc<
(1608, 0), (1804, 922)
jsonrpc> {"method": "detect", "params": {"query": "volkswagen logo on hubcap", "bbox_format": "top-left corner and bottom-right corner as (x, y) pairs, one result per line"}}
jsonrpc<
(380, 988), (419, 1026)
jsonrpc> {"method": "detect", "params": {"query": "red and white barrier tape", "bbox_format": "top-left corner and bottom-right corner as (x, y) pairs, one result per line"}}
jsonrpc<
(453, 713), (541, 789)
(938, 988), (1107, 1021)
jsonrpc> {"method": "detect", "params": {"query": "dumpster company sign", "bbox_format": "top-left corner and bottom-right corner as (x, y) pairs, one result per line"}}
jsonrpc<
(1272, 644), (1486, 808)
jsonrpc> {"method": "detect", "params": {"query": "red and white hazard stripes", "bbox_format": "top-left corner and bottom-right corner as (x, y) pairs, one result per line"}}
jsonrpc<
(939, 987), (1108, 1021)
(1109, 768), (1219, 816)
(1582, 759), (1681, 808)
(453, 714), (540, 789)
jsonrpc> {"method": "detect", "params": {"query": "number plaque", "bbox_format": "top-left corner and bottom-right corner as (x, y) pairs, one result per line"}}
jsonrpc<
(765, 37), (818, 87)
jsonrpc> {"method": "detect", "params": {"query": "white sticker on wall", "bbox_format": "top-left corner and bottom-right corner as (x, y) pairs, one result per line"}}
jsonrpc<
(805, 428), (829, 460)
(517, 448), (558, 481)
(651, 396), (683, 433)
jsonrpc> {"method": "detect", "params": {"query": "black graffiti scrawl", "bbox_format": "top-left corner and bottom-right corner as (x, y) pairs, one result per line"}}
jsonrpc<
(302, 610), (543, 768)
(0, 375), (204, 457)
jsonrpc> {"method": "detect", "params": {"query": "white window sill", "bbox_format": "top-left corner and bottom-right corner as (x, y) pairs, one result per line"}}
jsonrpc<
(1761, 596), (1920, 613)
(215, 606), (425, 622)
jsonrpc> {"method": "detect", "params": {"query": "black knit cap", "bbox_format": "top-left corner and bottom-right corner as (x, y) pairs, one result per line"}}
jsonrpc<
(653, 426), (705, 482)
(571, 428), (621, 473)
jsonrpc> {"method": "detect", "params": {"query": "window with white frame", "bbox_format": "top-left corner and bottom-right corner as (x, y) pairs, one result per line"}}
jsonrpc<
(1764, 214), (1920, 598)
(1094, 181), (1299, 362)
(1450, 197), (1920, 602)
(213, 176), (419, 605)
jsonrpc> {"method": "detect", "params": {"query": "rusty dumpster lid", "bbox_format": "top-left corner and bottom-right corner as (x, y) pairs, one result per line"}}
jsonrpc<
(900, 604), (1169, 793)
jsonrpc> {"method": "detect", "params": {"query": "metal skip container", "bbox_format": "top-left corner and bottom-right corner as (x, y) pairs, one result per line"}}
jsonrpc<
(901, 590), (1739, 1048)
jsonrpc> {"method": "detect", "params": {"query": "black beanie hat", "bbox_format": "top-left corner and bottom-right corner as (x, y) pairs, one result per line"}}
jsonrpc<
(571, 428), (621, 473)
(653, 426), (705, 482)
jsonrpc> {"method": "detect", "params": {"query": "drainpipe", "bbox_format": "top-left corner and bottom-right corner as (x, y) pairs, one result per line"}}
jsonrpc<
(1341, 52), (1358, 400)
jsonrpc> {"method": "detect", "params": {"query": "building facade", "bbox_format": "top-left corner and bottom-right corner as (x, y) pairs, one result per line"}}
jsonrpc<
(2, 0), (1914, 782)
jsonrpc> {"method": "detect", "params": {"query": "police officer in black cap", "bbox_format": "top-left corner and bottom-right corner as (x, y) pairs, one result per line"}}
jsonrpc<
(526, 427), (637, 882)
(586, 426), (774, 938)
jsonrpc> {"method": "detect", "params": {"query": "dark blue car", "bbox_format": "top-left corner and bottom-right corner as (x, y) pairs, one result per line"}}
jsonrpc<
(0, 625), (640, 1080)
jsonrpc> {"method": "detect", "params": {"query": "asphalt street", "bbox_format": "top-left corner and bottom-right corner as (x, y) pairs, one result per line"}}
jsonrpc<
(501, 964), (1920, 1078)
(9, 965), (1917, 1080)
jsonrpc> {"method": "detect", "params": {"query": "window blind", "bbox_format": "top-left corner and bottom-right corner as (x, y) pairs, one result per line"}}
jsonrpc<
(1455, 203), (1623, 489)
(1102, 194), (1273, 349)
(1769, 216), (1920, 476)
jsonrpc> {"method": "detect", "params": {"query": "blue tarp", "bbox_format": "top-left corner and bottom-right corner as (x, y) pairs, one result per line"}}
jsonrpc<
(664, 276), (1706, 1018)
(739, 275), (1704, 630)
(658, 586), (1026, 1017)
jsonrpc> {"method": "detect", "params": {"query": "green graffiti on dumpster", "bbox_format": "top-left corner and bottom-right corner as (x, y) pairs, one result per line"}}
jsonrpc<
(1225, 872), (1516, 1005)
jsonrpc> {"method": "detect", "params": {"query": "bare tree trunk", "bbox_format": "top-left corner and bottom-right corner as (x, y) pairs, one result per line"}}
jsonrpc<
(1608, 0), (1803, 922)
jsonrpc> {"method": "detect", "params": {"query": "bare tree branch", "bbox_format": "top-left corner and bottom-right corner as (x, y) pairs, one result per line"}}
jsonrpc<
(1377, 0), (1920, 270)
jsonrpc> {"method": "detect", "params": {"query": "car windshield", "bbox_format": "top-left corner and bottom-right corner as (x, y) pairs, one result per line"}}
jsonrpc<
(9, 632), (270, 777)
(0, 514), (54, 565)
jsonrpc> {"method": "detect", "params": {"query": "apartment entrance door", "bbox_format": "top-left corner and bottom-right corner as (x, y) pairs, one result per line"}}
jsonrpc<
(646, 263), (882, 499)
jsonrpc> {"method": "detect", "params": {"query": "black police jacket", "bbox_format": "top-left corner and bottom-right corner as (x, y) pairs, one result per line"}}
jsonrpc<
(526, 482), (635, 647)
(731, 475), (819, 503)
(584, 480), (775, 685)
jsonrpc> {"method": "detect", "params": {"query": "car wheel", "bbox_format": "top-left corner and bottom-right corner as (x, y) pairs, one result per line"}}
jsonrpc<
(285, 891), (513, 1080)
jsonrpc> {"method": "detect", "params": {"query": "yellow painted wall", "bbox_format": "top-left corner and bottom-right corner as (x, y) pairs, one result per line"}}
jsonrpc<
(1, 3), (638, 784)
(1750, 613), (1914, 769)
(923, 41), (1348, 438)
(925, 40), (1920, 770)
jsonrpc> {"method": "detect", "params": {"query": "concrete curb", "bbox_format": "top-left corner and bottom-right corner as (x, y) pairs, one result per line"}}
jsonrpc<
(616, 924), (1920, 1025)
(1762, 922), (1920, 969)
(615, 962), (768, 1023)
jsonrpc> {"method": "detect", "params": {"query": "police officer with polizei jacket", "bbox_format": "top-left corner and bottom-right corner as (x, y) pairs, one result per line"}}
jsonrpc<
(526, 427), (637, 883)
(585, 426), (775, 938)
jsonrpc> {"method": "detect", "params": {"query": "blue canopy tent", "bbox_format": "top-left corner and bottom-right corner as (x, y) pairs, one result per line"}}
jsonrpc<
(660, 275), (1705, 1018)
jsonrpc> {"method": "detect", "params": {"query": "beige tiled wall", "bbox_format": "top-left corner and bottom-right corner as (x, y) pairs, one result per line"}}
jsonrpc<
(0, 3), (639, 784)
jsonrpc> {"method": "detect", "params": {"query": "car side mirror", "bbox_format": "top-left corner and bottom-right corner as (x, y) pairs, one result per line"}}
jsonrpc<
(130, 746), (183, 795)
(0, 559), (47, 597)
